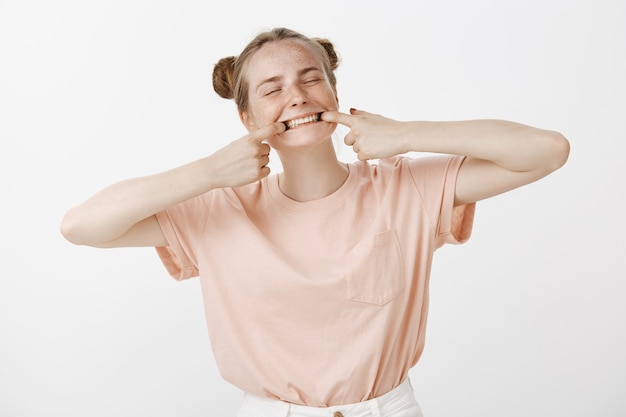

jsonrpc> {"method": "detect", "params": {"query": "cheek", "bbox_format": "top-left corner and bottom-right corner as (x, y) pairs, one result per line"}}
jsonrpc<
(250, 106), (282, 127)
(323, 91), (339, 110)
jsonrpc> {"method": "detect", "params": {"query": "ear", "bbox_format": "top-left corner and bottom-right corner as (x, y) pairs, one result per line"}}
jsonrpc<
(239, 111), (257, 132)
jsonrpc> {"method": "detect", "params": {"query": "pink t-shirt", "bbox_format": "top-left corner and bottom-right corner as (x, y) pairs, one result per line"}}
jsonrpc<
(155, 155), (475, 406)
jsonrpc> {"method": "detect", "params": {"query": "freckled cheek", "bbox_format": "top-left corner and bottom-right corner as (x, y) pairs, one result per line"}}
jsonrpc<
(252, 106), (282, 127)
(322, 93), (339, 111)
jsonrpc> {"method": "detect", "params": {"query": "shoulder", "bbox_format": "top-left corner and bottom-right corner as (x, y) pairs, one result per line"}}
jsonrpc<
(381, 154), (465, 180)
(169, 178), (268, 214)
(346, 156), (418, 193)
(354, 155), (447, 180)
(353, 155), (466, 196)
(351, 156), (406, 176)
(211, 177), (269, 208)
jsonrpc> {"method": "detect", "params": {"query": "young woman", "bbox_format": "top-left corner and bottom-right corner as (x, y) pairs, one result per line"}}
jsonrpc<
(61, 27), (570, 417)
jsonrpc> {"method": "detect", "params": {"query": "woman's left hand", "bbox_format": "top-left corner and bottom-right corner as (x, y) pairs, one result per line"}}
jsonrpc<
(321, 108), (409, 160)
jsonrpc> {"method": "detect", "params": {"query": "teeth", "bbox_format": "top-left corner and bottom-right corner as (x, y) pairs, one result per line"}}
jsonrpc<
(285, 113), (321, 130)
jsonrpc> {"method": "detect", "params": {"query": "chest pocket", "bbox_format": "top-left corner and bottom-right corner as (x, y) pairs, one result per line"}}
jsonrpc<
(345, 229), (405, 305)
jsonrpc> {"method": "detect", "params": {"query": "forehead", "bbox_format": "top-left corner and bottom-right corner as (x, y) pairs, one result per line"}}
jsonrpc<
(246, 39), (323, 83)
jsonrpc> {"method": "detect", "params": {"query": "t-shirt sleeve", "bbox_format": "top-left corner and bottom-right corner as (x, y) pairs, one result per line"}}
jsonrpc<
(154, 195), (210, 280)
(407, 155), (476, 248)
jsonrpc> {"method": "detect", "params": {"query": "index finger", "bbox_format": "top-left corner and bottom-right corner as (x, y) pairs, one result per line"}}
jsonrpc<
(321, 111), (353, 127)
(248, 122), (286, 142)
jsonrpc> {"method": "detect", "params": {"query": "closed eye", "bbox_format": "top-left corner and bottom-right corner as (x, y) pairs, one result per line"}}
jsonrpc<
(264, 88), (281, 96)
(303, 78), (322, 85)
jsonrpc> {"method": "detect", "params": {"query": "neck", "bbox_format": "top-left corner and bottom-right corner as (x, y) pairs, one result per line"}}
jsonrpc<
(276, 140), (349, 202)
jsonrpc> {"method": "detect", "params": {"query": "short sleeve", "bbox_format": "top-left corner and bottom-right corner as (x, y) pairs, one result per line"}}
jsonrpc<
(407, 155), (476, 248)
(154, 195), (210, 280)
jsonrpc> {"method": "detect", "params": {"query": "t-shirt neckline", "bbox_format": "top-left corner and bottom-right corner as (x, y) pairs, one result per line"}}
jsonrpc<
(265, 162), (360, 212)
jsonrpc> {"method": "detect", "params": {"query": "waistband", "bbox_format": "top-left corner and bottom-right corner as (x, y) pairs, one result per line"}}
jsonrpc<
(239, 379), (419, 417)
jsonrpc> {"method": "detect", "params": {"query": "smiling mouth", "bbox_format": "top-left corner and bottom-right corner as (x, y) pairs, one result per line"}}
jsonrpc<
(283, 113), (322, 130)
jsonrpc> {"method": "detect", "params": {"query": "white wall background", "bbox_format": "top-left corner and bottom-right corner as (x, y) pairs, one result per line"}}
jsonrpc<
(1, 0), (624, 416)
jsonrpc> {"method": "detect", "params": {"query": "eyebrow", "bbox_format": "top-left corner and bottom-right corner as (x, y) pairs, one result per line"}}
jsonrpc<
(255, 66), (323, 92)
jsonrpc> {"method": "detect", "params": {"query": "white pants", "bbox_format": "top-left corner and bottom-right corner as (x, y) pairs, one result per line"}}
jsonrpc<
(237, 379), (424, 417)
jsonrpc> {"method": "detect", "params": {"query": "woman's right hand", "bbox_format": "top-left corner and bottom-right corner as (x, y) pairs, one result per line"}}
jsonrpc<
(61, 122), (285, 248)
(207, 122), (285, 188)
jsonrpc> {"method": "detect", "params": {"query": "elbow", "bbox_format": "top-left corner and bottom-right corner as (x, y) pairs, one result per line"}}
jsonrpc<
(542, 130), (570, 174)
(60, 209), (90, 246)
(60, 211), (80, 245)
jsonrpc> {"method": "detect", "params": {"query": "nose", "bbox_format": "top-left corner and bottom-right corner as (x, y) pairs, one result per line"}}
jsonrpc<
(287, 84), (307, 107)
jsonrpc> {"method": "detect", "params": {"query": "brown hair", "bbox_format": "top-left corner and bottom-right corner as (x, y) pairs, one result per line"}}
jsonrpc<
(212, 27), (340, 113)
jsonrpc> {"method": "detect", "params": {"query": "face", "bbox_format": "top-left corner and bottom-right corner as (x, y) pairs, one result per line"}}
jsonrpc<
(240, 39), (339, 151)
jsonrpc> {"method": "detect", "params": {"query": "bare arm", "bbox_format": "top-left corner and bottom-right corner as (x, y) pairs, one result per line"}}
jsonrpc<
(61, 161), (217, 248)
(399, 119), (570, 205)
(322, 109), (570, 205)
(61, 123), (285, 248)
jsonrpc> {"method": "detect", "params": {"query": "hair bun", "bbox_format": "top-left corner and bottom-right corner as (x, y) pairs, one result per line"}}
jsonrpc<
(212, 56), (237, 99)
(314, 38), (340, 71)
